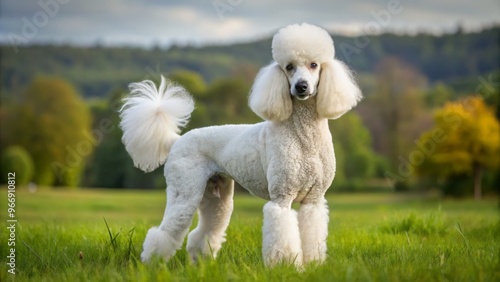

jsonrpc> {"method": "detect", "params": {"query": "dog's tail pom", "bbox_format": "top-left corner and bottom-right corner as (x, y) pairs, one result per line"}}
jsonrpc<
(119, 76), (194, 172)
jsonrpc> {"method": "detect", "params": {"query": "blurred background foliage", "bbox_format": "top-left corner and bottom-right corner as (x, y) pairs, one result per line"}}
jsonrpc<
(0, 26), (499, 197)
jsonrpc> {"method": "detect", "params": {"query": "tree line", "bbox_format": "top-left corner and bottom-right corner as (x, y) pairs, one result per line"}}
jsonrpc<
(1, 26), (498, 99)
(1, 26), (499, 197)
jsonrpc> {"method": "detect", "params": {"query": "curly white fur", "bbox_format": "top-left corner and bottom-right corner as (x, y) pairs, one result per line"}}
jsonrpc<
(141, 226), (184, 262)
(262, 202), (303, 267)
(119, 76), (194, 172)
(249, 62), (292, 121)
(298, 198), (329, 263)
(119, 23), (362, 268)
(317, 60), (362, 119)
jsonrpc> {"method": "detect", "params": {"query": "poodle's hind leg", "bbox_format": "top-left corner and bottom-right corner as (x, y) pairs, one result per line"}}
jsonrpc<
(140, 165), (209, 263)
(187, 175), (234, 261)
(298, 197), (329, 264)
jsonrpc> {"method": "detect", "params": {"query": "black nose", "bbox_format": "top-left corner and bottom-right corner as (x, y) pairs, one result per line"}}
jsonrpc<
(295, 81), (308, 94)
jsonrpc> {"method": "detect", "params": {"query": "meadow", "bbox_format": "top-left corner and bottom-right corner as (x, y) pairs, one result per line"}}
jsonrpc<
(0, 187), (498, 282)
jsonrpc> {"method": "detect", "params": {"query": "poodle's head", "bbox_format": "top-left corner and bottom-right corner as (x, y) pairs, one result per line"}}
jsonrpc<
(272, 23), (333, 100)
(249, 23), (362, 122)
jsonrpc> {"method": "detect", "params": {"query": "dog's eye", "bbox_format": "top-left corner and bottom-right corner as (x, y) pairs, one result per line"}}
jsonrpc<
(310, 63), (318, 69)
(285, 64), (294, 71)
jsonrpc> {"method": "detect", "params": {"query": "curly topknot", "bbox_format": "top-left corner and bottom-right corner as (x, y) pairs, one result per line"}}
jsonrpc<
(271, 23), (335, 67)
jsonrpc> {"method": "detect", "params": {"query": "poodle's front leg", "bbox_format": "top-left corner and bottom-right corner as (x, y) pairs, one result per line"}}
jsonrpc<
(262, 201), (303, 267)
(298, 197), (329, 263)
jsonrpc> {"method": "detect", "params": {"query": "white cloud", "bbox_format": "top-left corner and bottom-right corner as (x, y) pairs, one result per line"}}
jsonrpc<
(0, 0), (498, 47)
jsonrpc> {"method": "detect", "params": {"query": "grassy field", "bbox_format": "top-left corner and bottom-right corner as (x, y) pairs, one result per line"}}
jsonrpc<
(0, 187), (499, 281)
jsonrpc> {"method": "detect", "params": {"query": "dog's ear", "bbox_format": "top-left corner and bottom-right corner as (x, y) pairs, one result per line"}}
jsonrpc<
(249, 62), (292, 122)
(317, 59), (362, 119)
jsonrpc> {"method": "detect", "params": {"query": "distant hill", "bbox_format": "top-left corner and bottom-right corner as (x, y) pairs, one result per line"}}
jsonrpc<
(1, 26), (498, 98)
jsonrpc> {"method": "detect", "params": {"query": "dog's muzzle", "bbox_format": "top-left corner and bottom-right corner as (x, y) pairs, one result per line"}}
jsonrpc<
(295, 81), (308, 93)
(293, 81), (311, 100)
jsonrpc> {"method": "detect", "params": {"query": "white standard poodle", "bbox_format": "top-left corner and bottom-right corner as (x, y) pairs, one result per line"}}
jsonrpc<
(119, 23), (362, 268)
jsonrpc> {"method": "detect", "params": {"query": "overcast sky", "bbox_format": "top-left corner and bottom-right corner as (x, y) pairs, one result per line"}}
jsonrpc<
(1, 0), (499, 48)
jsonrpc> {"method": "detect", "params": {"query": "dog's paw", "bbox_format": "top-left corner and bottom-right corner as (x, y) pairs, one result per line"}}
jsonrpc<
(141, 226), (180, 263)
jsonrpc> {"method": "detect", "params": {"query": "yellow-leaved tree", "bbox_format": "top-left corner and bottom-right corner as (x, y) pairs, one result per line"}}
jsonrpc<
(416, 96), (500, 199)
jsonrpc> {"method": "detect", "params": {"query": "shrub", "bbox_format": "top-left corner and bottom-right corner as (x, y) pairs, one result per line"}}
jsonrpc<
(1, 145), (35, 185)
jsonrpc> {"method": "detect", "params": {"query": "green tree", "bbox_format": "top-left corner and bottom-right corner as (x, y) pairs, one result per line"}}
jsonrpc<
(1, 77), (94, 187)
(84, 90), (164, 189)
(416, 96), (500, 198)
(370, 57), (428, 169)
(169, 69), (207, 97)
(426, 83), (453, 107)
(329, 112), (381, 190)
(203, 78), (257, 126)
(0, 146), (34, 185)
